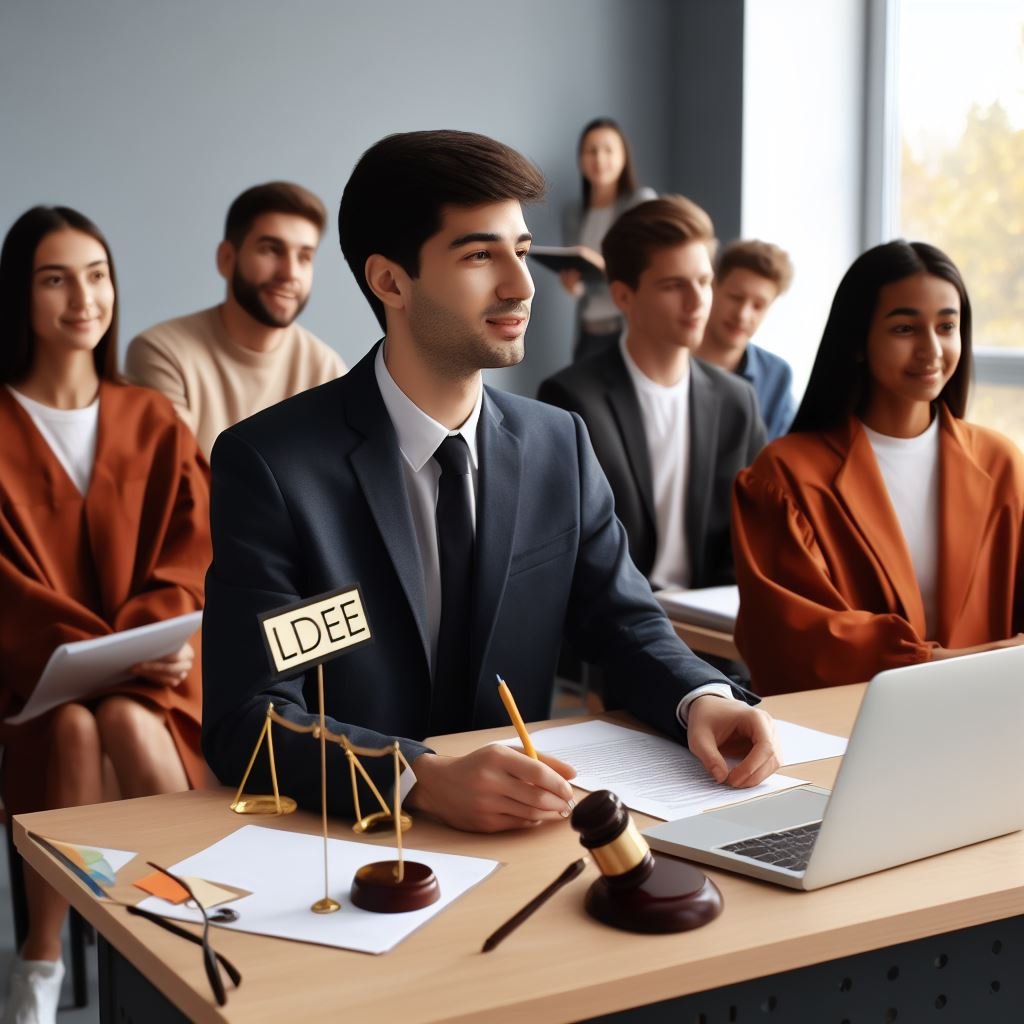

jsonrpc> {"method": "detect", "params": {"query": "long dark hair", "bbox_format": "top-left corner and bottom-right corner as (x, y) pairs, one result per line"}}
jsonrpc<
(577, 117), (639, 208)
(790, 240), (972, 433)
(0, 206), (120, 384)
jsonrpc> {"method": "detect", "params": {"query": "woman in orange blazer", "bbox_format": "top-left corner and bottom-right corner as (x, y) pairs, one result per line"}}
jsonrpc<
(732, 240), (1024, 695)
(0, 207), (211, 1020)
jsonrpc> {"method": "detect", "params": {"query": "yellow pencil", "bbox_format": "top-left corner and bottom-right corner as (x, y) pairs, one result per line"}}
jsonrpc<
(496, 674), (538, 759)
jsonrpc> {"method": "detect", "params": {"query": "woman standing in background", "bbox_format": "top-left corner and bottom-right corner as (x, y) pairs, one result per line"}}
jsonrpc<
(560, 117), (656, 360)
(0, 207), (210, 1024)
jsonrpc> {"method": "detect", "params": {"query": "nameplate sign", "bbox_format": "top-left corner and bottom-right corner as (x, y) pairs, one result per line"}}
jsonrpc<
(258, 585), (372, 678)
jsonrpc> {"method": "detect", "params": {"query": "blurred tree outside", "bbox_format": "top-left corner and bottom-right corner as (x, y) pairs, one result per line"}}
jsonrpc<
(898, 15), (1024, 450)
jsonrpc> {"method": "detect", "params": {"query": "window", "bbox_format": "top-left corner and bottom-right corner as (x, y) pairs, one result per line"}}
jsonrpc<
(894, 0), (1024, 447)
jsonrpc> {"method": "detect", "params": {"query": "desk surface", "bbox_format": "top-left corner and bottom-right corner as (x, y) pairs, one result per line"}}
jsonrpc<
(14, 684), (1024, 1024)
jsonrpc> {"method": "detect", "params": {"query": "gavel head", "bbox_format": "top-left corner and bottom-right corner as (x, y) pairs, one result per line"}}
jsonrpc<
(571, 790), (654, 886)
(570, 789), (724, 933)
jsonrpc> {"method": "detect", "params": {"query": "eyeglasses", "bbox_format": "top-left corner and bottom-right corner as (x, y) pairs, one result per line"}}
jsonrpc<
(125, 862), (242, 1006)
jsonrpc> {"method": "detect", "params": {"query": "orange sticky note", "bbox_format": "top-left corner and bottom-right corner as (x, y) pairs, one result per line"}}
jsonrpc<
(134, 871), (190, 904)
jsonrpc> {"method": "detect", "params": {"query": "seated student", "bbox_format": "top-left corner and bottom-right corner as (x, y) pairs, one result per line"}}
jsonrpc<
(201, 131), (779, 835)
(125, 181), (346, 458)
(539, 196), (765, 593)
(732, 240), (1024, 695)
(697, 239), (796, 440)
(0, 207), (211, 1024)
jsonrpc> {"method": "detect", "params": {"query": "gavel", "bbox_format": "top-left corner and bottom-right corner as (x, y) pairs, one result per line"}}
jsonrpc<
(570, 789), (723, 933)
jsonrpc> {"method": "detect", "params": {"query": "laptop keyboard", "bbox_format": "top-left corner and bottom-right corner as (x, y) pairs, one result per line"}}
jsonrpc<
(719, 820), (822, 873)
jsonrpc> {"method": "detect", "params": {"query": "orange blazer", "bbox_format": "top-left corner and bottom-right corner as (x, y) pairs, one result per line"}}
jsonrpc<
(0, 382), (211, 786)
(732, 407), (1024, 695)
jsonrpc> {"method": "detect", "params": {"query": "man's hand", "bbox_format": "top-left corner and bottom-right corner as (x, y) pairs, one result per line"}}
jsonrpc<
(131, 641), (194, 686)
(405, 745), (577, 833)
(686, 696), (779, 788)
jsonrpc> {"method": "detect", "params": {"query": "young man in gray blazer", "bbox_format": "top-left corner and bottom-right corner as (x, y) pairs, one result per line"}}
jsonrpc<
(539, 196), (766, 594)
(202, 135), (778, 833)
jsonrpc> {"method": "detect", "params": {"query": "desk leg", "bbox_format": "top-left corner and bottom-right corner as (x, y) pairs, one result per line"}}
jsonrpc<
(98, 935), (190, 1024)
(586, 915), (1023, 1023)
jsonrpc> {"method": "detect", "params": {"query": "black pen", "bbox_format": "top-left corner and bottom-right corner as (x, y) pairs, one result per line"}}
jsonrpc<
(481, 857), (588, 953)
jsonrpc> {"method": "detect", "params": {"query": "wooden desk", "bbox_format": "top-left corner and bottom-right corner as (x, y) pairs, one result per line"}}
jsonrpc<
(13, 685), (1024, 1023)
(670, 617), (740, 663)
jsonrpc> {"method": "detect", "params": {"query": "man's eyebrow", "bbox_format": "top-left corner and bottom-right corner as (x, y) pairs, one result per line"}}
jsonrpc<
(448, 232), (533, 249)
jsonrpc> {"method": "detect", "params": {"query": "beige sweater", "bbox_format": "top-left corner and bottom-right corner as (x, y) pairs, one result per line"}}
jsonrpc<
(125, 306), (346, 457)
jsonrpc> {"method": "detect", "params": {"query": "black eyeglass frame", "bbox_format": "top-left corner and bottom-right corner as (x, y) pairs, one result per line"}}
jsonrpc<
(126, 861), (242, 1006)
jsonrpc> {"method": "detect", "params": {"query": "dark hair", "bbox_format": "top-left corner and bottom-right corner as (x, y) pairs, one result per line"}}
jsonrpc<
(716, 239), (794, 295)
(790, 240), (973, 433)
(0, 206), (120, 384)
(338, 130), (546, 330)
(577, 118), (639, 208)
(602, 195), (716, 289)
(224, 181), (327, 248)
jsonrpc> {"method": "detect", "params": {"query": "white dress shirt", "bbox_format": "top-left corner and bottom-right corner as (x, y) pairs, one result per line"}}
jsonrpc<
(375, 344), (729, 744)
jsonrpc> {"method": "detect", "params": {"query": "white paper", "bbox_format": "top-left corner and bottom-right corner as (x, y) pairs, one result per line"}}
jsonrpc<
(7, 612), (203, 725)
(516, 720), (806, 821)
(654, 585), (739, 631)
(773, 719), (848, 765)
(137, 825), (498, 955)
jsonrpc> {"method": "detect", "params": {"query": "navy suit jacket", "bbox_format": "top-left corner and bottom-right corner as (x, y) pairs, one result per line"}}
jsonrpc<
(538, 348), (766, 588)
(202, 344), (752, 815)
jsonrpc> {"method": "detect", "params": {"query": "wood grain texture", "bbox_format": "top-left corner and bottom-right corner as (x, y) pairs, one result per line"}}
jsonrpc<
(14, 684), (1024, 1024)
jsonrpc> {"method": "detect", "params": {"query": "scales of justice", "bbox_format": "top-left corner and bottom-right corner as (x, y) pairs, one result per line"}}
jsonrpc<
(228, 584), (440, 914)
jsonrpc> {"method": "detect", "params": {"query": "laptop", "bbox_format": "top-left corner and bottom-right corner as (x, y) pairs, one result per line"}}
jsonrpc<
(644, 644), (1024, 890)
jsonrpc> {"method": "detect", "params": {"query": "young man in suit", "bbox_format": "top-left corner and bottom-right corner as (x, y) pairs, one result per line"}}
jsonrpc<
(697, 239), (796, 441)
(202, 134), (778, 833)
(539, 196), (766, 594)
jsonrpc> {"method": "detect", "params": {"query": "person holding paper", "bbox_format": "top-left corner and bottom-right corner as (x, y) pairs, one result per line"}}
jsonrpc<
(559, 118), (655, 360)
(202, 130), (779, 840)
(0, 207), (211, 1022)
(732, 241), (1024, 695)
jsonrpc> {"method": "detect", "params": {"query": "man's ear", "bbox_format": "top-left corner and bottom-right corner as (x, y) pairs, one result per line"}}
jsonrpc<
(216, 240), (235, 281)
(365, 254), (409, 314)
(609, 279), (633, 316)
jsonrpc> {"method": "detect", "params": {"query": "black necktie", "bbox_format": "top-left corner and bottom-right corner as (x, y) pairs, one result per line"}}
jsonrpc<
(430, 434), (475, 735)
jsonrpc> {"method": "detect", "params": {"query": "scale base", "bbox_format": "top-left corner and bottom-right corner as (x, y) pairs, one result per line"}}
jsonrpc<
(311, 897), (341, 914)
(350, 861), (440, 913)
(230, 795), (297, 815)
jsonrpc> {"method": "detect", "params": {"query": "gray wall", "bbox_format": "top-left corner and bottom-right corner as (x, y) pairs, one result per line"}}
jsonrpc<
(1, 0), (727, 398)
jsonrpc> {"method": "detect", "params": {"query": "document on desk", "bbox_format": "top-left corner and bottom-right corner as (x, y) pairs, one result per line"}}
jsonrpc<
(523, 720), (808, 821)
(6, 612), (203, 725)
(654, 585), (739, 631)
(137, 825), (498, 954)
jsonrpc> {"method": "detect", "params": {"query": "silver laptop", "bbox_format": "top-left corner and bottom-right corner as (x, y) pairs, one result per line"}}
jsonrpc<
(644, 645), (1024, 890)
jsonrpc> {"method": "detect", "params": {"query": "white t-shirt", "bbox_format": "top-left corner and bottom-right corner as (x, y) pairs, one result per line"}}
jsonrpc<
(620, 339), (692, 590)
(863, 417), (940, 638)
(7, 386), (99, 495)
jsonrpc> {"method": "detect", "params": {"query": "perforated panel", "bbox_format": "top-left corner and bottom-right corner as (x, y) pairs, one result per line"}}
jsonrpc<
(588, 915), (1024, 1023)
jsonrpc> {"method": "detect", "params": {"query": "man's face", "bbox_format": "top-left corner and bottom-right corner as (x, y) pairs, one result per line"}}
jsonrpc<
(613, 241), (713, 354)
(706, 267), (779, 350)
(225, 212), (319, 328)
(404, 200), (534, 377)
